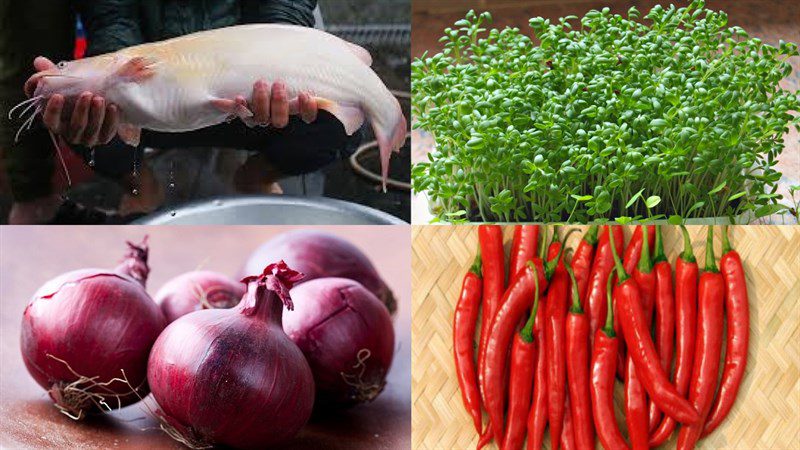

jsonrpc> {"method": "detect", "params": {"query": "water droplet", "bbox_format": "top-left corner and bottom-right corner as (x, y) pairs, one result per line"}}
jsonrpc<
(132, 188), (139, 196)
(170, 210), (176, 217)
(88, 148), (96, 167)
(169, 182), (175, 189)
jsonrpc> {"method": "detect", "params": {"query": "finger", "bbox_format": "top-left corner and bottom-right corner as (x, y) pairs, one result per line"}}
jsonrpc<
(84, 96), (106, 147)
(25, 58), (57, 97)
(98, 104), (119, 144)
(252, 79), (270, 125)
(299, 93), (318, 124)
(67, 92), (92, 143)
(271, 81), (289, 128)
(33, 56), (56, 71)
(42, 95), (65, 134)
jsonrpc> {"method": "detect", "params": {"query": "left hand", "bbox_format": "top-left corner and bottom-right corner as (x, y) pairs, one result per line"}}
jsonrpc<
(235, 80), (318, 128)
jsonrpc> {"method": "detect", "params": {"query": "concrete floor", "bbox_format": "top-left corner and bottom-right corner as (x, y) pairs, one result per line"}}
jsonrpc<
(411, 0), (800, 223)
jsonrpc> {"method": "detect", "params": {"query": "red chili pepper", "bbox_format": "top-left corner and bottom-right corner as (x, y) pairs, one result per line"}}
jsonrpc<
(587, 226), (624, 349)
(570, 225), (599, 307)
(565, 263), (594, 450)
(483, 241), (567, 449)
(502, 269), (541, 450)
(677, 227), (725, 450)
(648, 226), (675, 431)
(526, 297), (549, 450)
(454, 252), (484, 435)
(510, 225), (540, 278)
(608, 229), (700, 425)
(622, 225), (656, 275)
(561, 392), (577, 450)
(649, 226), (697, 447)
(702, 225), (749, 437)
(591, 273), (629, 450)
(625, 226), (655, 450)
(616, 225), (655, 378)
(545, 240), (573, 450)
(477, 225), (505, 405)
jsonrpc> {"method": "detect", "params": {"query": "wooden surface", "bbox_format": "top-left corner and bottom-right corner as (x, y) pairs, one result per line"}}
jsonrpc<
(411, 225), (800, 449)
(0, 225), (411, 450)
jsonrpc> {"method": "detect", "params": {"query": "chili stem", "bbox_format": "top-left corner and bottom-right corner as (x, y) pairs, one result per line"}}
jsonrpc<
(721, 224), (732, 254)
(566, 262), (583, 313)
(705, 226), (719, 273)
(603, 271), (615, 337)
(520, 266), (540, 343)
(607, 226), (629, 283)
(637, 225), (653, 274)
(680, 225), (697, 263)
(653, 225), (667, 264)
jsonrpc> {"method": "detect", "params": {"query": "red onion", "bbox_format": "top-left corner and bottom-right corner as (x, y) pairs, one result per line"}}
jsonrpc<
(243, 230), (397, 314)
(20, 238), (165, 420)
(284, 277), (395, 408)
(154, 271), (245, 323)
(147, 261), (314, 449)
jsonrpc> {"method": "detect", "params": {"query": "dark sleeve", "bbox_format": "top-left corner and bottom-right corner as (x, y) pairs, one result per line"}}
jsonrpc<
(75, 0), (144, 55)
(240, 0), (317, 27)
(140, 111), (351, 175)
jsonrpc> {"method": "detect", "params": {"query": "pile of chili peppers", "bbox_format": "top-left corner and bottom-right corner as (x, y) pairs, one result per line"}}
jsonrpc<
(453, 225), (749, 450)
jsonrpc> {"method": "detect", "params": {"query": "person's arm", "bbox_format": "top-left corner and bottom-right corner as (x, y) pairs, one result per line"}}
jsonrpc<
(240, 0), (318, 27)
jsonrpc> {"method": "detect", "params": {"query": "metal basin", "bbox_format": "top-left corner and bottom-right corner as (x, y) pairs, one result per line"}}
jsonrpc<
(133, 196), (406, 225)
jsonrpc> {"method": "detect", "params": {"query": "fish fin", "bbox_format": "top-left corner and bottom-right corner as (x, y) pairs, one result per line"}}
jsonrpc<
(315, 98), (365, 135)
(116, 56), (158, 82)
(118, 123), (142, 146)
(346, 42), (373, 66)
(210, 98), (254, 119)
(372, 105), (407, 192)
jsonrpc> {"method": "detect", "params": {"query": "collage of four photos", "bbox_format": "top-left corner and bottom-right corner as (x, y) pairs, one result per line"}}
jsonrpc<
(0, 0), (798, 449)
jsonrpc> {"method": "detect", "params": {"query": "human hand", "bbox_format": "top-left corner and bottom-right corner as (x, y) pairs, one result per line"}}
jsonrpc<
(233, 80), (318, 128)
(24, 56), (119, 146)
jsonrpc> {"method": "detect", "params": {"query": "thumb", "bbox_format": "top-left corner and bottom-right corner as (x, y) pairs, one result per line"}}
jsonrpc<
(33, 56), (57, 71)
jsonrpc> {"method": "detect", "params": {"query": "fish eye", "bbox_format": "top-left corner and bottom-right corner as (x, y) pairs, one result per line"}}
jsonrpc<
(56, 61), (67, 69)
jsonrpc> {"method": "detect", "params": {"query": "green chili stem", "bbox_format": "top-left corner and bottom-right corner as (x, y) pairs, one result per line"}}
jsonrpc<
(680, 225), (697, 263)
(721, 224), (733, 254)
(607, 226), (629, 283)
(602, 271), (616, 337)
(520, 265), (540, 343)
(637, 225), (653, 274)
(705, 226), (719, 273)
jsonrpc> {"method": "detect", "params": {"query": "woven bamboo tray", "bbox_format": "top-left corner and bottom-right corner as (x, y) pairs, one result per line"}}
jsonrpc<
(411, 225), (800, 449)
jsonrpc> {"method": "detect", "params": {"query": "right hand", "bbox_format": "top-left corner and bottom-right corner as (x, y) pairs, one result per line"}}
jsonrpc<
(24, 56), (120, 147)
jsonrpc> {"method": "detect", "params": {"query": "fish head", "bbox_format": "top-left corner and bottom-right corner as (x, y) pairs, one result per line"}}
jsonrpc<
(31, 54), (122, 101)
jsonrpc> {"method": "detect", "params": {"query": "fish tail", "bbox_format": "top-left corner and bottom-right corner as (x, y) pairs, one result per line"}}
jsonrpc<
(372, 99), (407, 193)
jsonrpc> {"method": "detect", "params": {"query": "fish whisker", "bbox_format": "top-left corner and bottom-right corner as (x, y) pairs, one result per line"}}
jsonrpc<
(15, 98), (42, 123)
(14, 106), (42, 142)
(48, 130), (72, 188)
(8, 95), (42, 120)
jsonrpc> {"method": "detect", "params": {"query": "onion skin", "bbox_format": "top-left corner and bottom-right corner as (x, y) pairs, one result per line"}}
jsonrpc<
(147, 261), (314, 449)
(20, 239), (165, 419)
(284, 277), (395, 408)
(155, 271), (245, 323)
(243, 230), (397, 314)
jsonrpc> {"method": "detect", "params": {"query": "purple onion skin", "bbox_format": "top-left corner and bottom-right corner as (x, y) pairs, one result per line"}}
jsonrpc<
(148, 262), (314, 449)
(243, 230), (397, 314)
(155, 271), (245, 323)
(284, 277), (395, 408)
(20, 268), (166, 412)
